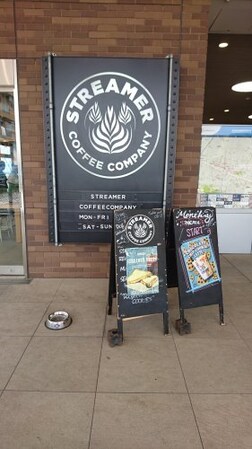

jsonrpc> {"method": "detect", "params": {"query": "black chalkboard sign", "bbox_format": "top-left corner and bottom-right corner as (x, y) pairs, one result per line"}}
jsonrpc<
(173, 207), (224, 333)
(43, 55), (179, 244)
(108, 208), (169, 343)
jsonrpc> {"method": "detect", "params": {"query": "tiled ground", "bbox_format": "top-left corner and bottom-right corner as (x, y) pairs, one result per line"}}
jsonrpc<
(0, 254), (251, 449)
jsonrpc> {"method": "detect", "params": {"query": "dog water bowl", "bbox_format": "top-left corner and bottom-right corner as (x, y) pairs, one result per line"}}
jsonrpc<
(45, 311), (72, 330)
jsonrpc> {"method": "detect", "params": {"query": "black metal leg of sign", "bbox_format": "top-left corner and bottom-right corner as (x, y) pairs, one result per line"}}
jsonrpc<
(117, 317), (124, 341)
(107, 272), (114, 316)
(219, 302), (225, 325)
(107, 318), (123, 347)
(163, 304), (169, 335)
(108, 240), (116, 316)
(175, 308), (192, 335)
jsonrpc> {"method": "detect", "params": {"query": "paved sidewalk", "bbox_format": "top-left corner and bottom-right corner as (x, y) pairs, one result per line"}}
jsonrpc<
(0, 254), (251, 449)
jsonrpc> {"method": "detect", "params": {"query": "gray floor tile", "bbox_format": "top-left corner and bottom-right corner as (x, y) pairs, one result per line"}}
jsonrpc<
(224, 254), (252, 281)
(7, 336), (102, 392)
(0, 278), (62, 303)
(191, 393), (252, 449)
(170, 305), (241, 339)
(55, 278), (108, 302)
(0, 303), (49, 336)
(227, 306), (252, 339)
(245, 339), (252, 352)
(0, 284), (11, 298)
(0, 255), (251, 449)
(221, 271), (248, 284)
(220, 255), (233, 268)
(222, 281), (252, 307)
(106, 312), (169, 338)
(175, 338), (252, 393)
(90, 393), (202, 449)
(221, 260), (251, 282)
(36, 300), (106, 337)
(221, 264), (244, 276)
(98, 338), (186, 393)
(0, 391), (94, 449)
(167, 286), (180, 308)
(0, 337), (29, 389)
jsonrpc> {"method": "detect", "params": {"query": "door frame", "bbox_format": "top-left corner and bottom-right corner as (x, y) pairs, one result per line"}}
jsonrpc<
(0, 59), (27, 277)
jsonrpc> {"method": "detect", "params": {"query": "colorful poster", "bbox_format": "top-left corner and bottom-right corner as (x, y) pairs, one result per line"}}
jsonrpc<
(179, 235), (221, 293)
(126, 246), (159, 296)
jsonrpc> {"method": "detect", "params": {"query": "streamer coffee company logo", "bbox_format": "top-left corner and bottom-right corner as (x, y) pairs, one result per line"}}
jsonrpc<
(60, 72), (161, 179)
(126, 214), (155, 245)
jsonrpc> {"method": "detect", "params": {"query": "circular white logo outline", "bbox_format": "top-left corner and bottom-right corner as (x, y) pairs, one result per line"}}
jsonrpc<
(126, 214), (155, 246)
(60, 71), (161, 179)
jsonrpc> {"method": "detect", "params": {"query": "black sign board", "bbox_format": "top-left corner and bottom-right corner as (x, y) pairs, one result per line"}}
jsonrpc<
(173, 207), (224, 331)
(43, 55), (179, 243)
(109, 208), (169, 340)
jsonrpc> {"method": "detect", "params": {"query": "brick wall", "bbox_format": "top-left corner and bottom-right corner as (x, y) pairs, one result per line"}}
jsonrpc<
(0, 0), (211, 278)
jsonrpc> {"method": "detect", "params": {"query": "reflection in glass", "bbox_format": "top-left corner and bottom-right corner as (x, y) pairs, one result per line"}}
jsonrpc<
(0, 92), (23, 270)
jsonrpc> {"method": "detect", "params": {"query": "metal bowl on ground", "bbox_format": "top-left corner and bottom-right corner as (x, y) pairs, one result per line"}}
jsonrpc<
(45, 311), (72, 330)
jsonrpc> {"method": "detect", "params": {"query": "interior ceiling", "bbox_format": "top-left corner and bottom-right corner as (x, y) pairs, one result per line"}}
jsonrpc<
(203, 0), (252, 124)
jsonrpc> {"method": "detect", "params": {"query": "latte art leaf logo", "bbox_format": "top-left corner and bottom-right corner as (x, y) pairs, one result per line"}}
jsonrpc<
(126, 214), (155, 246)
(118, 102), (132, 125)
(88, 102), (102, 124)
(60, 72), (161, 179)
(87, 103), (133, 155)
(133, 223), (148, 238)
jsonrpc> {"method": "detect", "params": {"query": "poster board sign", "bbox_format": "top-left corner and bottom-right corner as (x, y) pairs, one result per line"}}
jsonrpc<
(43, 56), (179, 243)
(114, 209), (168, 324)
(173, 207), (223, 311)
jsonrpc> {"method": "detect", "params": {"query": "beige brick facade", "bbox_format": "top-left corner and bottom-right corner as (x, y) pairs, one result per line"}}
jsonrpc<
(0, 0), (210, 278)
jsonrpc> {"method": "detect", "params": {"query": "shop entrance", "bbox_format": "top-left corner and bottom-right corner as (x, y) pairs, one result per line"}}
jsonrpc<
(0, 60), (26, 276)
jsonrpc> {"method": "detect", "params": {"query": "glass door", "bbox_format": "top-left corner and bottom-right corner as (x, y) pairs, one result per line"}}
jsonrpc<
(0, 60), (26, 276)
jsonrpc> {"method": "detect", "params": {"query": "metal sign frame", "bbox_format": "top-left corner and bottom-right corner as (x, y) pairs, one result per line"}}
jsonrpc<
(108, 208), (169, 344)
(172, 207), (225, 334)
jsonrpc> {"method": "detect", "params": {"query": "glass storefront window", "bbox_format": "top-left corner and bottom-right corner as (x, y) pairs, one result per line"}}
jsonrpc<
(0, 61), (26, 276)
(197, 125), (252, 209)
